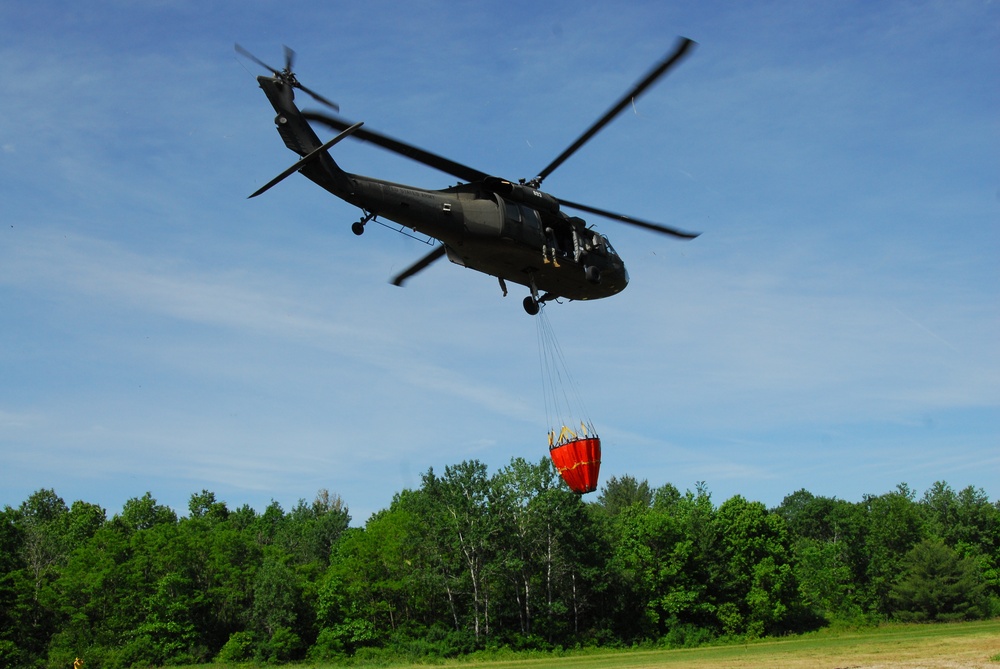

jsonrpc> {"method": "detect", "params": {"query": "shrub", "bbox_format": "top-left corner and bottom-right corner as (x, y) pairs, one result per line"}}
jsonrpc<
(215, 631), (257, 663)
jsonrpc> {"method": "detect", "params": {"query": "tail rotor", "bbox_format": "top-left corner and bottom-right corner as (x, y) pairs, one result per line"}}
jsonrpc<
(235, 43), (340, 113)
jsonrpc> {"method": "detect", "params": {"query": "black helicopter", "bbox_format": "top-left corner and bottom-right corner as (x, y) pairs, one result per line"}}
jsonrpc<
(239, 39), (700, 315)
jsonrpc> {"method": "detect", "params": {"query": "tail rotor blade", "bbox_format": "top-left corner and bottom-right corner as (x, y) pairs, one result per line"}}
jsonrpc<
(235, 43), (279, 75)
(236, 43), (339, 112)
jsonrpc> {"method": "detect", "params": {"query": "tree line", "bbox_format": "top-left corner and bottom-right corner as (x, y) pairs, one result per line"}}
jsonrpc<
(2, 458), (998, 669)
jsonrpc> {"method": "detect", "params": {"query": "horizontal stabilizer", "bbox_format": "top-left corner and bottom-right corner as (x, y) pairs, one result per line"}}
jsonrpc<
(249, 121), (363, 198)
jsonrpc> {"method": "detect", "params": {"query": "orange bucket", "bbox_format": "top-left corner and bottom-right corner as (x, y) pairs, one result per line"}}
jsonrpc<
(549, 436), (601, 494)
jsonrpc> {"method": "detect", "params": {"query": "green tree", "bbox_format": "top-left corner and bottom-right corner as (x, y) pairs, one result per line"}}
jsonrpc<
(392, 486), (470, 643)
(777, 491), (866, 622)
(862, 484), (926, 614)
(309, 489), (351, 567)
(655, 482), (719, 637)
(596, 475), (652, 517)
(188, 490), (229, 522)
(712, 496), (798, 637)
(421, 462), (495, 642)
(117, 492), (177, 531)
(920, 482), (1000, 602)
(490, 457), (601, 645)
(324, 508), (417, 644)
(48, 493), (221, 669)
(607, 501), (687, 639)
(198, 508), (260, 650)
(252, 552), (304, 660)
(5, 478), (999, 667)
(19, 490), (69, 598)
(277, 491), (350, 571)
(791, 538), (860, 622)
(889, 539), (987, 621)
(489, 458), (553, 641)
(603, 482), (717, 643)
(10, 489), (81, 665)
(317, 484), (480, 658)
(48, 507), (138, 669)
(0, 505), (30, 668)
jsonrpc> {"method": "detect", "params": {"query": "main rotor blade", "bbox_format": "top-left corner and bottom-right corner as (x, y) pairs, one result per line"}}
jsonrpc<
(533, 37), (695, 186)
(557, 197), (700, 239)
(303, 111), (490, 184)
(391, 245), (448, 286)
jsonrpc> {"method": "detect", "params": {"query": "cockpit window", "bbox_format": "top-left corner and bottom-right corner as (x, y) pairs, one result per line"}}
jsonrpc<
(602, 235), (619, 257)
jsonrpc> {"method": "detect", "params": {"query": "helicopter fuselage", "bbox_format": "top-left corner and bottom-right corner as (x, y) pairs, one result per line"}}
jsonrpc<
(342, 175), (629, 300)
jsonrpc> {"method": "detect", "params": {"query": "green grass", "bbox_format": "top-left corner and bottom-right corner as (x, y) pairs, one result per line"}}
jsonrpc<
(445, 620), (1000, 668)
(191, 619), (1000, 669)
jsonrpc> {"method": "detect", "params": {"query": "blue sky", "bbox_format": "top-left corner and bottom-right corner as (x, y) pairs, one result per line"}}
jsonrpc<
(1, 0), (997, 524)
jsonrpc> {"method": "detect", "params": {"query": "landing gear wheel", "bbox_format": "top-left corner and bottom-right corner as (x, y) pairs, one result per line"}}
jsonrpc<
(352, 212), (375, 236)
(523, 296), (540, 316)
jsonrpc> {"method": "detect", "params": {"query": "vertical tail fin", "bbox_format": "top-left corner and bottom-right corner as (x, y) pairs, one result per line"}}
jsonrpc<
(256, 75), (354, 195)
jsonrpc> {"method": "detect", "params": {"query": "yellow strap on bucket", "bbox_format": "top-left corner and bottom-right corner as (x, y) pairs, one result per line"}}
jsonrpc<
(549, 423), (596, 447)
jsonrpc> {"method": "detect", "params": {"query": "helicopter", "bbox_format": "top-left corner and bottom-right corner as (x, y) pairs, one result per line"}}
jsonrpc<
(239, 38), (700, 315)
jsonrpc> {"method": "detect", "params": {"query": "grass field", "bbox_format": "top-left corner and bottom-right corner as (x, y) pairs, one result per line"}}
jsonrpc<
(201, 620), (1000, 669)
(443, 620), (1000, 669)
